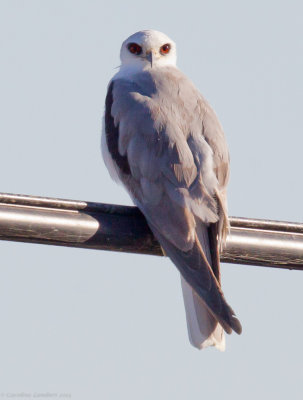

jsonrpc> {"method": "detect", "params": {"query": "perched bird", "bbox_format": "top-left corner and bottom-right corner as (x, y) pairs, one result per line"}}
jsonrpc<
(101, 30), (242, 351)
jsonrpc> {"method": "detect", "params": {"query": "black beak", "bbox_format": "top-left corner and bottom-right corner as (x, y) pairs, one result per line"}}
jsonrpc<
(145, 52), (155, 67)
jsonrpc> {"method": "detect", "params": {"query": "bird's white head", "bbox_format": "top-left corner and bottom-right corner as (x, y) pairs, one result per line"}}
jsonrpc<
(119, 30), (177, 74)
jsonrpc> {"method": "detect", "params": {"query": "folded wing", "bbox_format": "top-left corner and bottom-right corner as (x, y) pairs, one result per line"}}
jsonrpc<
(103, 66), (242, 344)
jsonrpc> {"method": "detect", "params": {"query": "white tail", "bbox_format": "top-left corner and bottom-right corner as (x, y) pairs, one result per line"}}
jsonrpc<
(181, 276), (225, 351)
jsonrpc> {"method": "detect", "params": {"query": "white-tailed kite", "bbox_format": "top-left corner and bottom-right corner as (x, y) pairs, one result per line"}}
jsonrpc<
(101, 30), (242, 351)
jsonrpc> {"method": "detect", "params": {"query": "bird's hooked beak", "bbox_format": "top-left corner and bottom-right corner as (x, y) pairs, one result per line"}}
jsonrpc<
(145, 50), (156, 67)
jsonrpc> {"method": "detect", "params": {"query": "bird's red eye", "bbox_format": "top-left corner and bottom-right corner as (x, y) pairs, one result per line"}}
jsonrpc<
(160, 43), (171, 55)
(128, 43), (142, 55)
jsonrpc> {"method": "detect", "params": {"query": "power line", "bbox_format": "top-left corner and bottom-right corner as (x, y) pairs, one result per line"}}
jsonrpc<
(0, 192), (302, 270)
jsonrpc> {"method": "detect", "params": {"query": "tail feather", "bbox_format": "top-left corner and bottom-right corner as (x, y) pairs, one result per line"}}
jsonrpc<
(181, 277), (225, 351)
(182, 222), (226, 351)
(149, 219), (242, 350)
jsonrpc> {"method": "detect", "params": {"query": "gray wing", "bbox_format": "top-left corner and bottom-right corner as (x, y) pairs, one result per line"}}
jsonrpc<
(104, 67), (241, 335)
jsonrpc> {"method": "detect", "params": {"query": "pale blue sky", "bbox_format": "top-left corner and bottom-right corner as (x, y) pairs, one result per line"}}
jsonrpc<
(0, 1), (302, 399)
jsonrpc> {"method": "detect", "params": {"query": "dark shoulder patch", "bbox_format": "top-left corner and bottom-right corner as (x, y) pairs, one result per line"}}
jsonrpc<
(105, 81), (131, 175)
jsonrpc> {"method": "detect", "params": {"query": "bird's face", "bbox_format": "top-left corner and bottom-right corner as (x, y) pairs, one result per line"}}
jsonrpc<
(120, 30), (177, 71)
